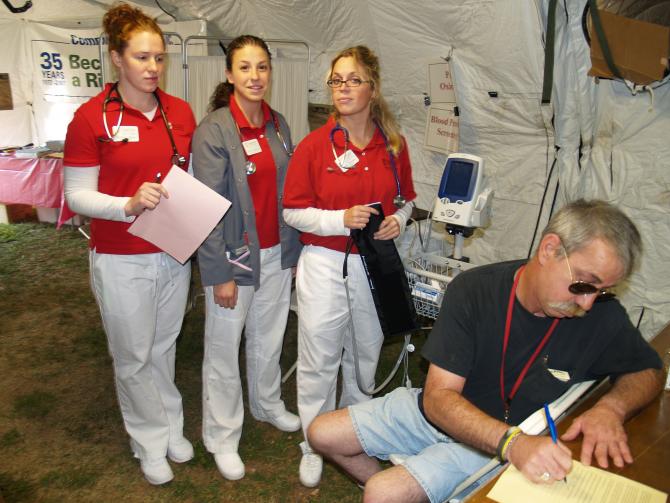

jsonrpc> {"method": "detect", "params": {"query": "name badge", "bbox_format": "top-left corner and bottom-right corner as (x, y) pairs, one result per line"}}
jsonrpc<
(336, 149), (359, 171)
(113, 125), (139, 142)
(242, 138), (262, 156)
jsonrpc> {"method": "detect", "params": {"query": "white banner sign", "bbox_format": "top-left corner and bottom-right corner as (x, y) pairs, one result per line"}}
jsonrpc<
(424, 105), (459, 155)
(29, 24), (104, 103)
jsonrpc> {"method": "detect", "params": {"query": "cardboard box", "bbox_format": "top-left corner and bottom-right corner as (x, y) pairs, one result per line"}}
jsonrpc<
(588, 9), (670, 85)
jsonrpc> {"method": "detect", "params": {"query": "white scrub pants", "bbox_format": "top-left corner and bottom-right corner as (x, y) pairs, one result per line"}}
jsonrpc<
(202, 244), (292, 454)
(89, 250), (190, 461)
(296, 245), (384, 442)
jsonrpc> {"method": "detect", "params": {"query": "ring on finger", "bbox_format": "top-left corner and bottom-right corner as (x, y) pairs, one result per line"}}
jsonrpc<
(540, 472), (551, 482)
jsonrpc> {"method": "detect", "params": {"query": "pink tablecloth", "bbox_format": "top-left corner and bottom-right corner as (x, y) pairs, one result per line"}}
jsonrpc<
(0, 156), (76, 226)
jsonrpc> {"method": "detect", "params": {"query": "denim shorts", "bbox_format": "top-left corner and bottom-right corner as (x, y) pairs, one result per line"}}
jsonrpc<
(348, 387), (492, 503)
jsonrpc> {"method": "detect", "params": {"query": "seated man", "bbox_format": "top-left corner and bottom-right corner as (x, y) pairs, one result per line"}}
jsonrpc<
(308, 199), (664, 503)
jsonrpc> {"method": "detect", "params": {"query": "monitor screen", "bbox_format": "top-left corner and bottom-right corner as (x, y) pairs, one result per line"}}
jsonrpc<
(439, 159), (477, 200)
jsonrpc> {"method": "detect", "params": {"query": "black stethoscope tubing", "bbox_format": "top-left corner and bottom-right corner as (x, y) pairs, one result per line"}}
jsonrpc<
(98, 82), (186, 168)
(329, 121), (405, 208)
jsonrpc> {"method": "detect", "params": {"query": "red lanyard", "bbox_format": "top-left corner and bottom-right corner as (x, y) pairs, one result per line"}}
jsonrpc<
(499, 265), (559, 422)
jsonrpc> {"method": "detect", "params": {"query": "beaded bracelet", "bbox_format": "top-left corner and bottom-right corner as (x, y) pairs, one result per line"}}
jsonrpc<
(496, 426), (522, 462)
(502, 428), (523, 461)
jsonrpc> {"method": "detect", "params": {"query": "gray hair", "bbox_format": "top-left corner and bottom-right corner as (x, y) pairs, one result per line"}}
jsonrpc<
(541, 199), (642, 279)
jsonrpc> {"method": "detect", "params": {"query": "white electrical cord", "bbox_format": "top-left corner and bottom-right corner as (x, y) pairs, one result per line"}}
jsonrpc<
(344, 269), (413, 396)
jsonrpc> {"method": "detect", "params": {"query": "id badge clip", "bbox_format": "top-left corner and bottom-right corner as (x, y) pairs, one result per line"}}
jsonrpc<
(242, 138), (262, 156)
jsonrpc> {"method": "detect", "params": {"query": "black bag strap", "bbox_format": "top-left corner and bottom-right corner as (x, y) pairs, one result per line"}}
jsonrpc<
(541, 0), (558, 104)
(587, 0), (623, 80)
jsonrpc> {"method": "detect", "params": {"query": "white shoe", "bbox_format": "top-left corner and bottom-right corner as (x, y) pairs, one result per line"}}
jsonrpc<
(214, 453), (245, 481)
(299, 441), (323, 488)
(168, 437), (194, 463)
(264, 410), (301, 432)
(140, 457), (174, 485)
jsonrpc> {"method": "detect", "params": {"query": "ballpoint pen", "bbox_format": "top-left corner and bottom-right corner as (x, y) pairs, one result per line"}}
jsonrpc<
(155, 172), (162, 183)
(544, 403), (568, 483)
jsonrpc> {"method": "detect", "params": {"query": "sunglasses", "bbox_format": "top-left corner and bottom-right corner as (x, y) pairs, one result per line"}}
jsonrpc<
(561, 244), (616, 300)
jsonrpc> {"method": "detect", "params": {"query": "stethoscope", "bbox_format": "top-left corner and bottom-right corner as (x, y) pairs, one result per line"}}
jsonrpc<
(98, 82), (187, 168)
(234, 111), (293, 176)
(329, 122), (406, 208)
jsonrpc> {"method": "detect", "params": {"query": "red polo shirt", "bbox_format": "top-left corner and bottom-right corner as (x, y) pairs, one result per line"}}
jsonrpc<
(283, 117), (416, 252)
(229, 95), (279, 249)
(63, 83), (196, 254)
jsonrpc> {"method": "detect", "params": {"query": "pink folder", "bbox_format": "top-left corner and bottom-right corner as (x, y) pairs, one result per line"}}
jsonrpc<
(128, 165), (231, 263)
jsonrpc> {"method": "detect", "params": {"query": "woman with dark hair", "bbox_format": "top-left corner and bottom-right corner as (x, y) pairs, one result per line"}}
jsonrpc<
(63, 2), (196, 486)
(192, 35), (301, 481)
(282, 45), (416, 487)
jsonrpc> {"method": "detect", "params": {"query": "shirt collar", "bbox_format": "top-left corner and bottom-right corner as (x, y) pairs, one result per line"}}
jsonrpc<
(230, 94), (271, 130)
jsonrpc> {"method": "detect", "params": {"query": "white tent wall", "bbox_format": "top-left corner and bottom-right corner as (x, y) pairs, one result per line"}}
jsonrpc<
(158, 0), (670, 340)
(200, 0), (555, 267)
(549, 0), (670, 340)
(0, 1), (204, 146)
(0, 1), (164, 146)
(1, 0), (667, 338)
(0, 19), (37, 146)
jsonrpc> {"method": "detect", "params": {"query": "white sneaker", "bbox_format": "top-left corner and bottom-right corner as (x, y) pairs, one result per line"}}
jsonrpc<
(168, 437), (194, 463)
(299, 441), (323, 488)
(214, 453), (245, 481)
(265, 410), (301, 432)
(140, 457), (174, 485)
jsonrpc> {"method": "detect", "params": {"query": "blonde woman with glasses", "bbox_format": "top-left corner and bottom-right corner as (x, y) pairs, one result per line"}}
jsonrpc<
(283, 45), (416, 487)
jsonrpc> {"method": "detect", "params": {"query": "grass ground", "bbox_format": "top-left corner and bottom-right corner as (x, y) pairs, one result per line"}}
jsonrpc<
(0, 223), (430, 502)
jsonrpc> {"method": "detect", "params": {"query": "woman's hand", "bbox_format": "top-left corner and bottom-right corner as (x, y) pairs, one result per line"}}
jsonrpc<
(374, 215), (400, 240)
(124, 182), (169, 216)
(343, 205), (379, 230)
(213, 280), (238, 309)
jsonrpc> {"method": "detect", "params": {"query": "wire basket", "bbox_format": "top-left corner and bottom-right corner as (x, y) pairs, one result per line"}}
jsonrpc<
(404, 253), (473, 320)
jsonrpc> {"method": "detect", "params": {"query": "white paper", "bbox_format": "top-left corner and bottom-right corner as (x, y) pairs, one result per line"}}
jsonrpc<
(488, 460), (667, 503)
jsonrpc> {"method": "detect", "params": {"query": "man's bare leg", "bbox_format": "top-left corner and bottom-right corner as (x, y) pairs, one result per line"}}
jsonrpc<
(309, 409), (429, 502)
(308, 408), (382, 483)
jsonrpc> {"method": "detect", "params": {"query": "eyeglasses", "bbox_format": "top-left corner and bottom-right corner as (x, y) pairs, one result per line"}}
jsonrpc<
(326, 78), (371, 88)
(560, 244), (616, 300)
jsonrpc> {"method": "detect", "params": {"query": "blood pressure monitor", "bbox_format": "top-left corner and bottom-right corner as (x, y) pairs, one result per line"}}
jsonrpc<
(432, 153), (492, 229)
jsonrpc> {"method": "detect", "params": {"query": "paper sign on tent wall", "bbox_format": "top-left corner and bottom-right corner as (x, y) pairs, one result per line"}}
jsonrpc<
(424, 60), (459, 155)
(424, 106), (459, 155)
(28, 23), (105, 103)
(427, 61), (456, 104)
